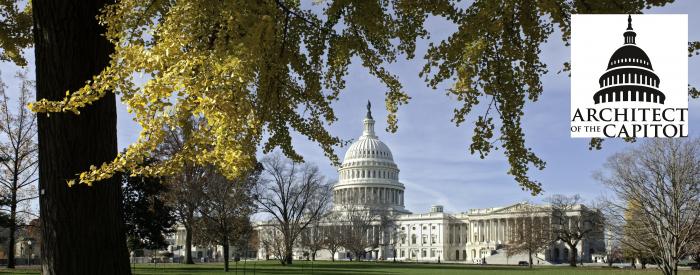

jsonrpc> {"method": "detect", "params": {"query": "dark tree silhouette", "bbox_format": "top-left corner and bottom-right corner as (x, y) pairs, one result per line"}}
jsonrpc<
(122, 169), (175, 253)
(33, 0), (131, 273)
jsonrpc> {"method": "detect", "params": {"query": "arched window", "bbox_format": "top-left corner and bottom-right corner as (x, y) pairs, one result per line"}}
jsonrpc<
(411, 234), (417, 244)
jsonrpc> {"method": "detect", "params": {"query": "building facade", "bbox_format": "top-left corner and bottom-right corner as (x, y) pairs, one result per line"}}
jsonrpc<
(255, 102), (605, 264)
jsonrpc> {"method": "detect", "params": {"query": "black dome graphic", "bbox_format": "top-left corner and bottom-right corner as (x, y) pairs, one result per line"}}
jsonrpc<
(593, 15), (665, 104)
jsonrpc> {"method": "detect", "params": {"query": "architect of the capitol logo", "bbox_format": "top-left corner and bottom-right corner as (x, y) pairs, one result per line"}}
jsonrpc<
(569, 14), (688, 138)
(593, 15), (665, 105)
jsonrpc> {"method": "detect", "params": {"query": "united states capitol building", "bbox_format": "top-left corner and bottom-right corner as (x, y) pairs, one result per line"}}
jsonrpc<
(254, 103), (605, 264)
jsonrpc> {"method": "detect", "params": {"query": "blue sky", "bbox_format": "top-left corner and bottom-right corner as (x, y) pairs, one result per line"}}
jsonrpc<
(2, 1), (699, 215)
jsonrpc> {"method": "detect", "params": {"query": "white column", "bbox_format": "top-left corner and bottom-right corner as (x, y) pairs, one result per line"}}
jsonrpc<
(505, 218), (509, 243)
(471, 222), (474, 243)
(499, 219), (503, 243)
(495, 219), (499, 243)
(487, 220), (491, 242)
(468, 222), (472, 243)
(493, 219), (497, 242)
(484, 220), (487, 243)
(478, 221), (482, 242)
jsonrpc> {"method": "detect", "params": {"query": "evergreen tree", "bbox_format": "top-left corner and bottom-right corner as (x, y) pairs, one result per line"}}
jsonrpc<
(122, 170), (175, 253)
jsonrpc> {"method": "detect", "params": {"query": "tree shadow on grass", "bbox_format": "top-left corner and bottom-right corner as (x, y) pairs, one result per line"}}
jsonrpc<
(134, 261), (652, 275)
(134, 262), (398, 275)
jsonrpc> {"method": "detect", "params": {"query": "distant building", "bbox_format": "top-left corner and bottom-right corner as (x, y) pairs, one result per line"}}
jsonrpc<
(254, 102), (605, 264)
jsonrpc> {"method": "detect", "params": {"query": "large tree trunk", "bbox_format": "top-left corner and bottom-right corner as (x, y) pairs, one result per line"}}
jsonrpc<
(528, 251), (533, 268)
(185, 225), (194, 264)
(285, 251), (293, 265)
(223, 236), (229, 272)
(7, 193), (17, 268)
(569, 246), (578, 267)
(33, 1), (131, 274)
(283, 237), (293, 265)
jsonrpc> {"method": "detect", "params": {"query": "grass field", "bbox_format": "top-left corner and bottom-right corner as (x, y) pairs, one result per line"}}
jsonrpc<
(1, 261), (699, 275)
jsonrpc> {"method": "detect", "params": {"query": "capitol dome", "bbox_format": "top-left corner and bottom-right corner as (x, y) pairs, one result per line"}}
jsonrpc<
(593, 15), (665, 104)
(332, 101), (408, 213)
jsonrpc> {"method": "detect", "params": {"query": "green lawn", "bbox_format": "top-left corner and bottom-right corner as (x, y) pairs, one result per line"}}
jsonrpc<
(1, 261), (699, 275)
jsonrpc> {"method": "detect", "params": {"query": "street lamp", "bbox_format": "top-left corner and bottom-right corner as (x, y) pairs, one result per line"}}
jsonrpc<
(26, 240), (32, 265)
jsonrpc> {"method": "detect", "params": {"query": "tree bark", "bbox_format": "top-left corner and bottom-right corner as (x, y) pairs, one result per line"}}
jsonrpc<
(185, 225), (194, 264)
(7, 192), (17, 268)
(223, 237), (229, 272)
(569, 246), (578, 267)
(285, 251), (293, 265)
(33, 0), (130, 274)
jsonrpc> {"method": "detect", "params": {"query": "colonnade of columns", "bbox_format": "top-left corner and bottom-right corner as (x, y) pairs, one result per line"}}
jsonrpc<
(333, 187), (404, 206)
(339, 167), (398, 180)
(465, 216), (551, 244)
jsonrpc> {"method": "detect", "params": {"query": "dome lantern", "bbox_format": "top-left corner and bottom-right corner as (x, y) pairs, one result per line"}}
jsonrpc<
(362, 100), (376, 138)
(624, 15), (636, 45)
